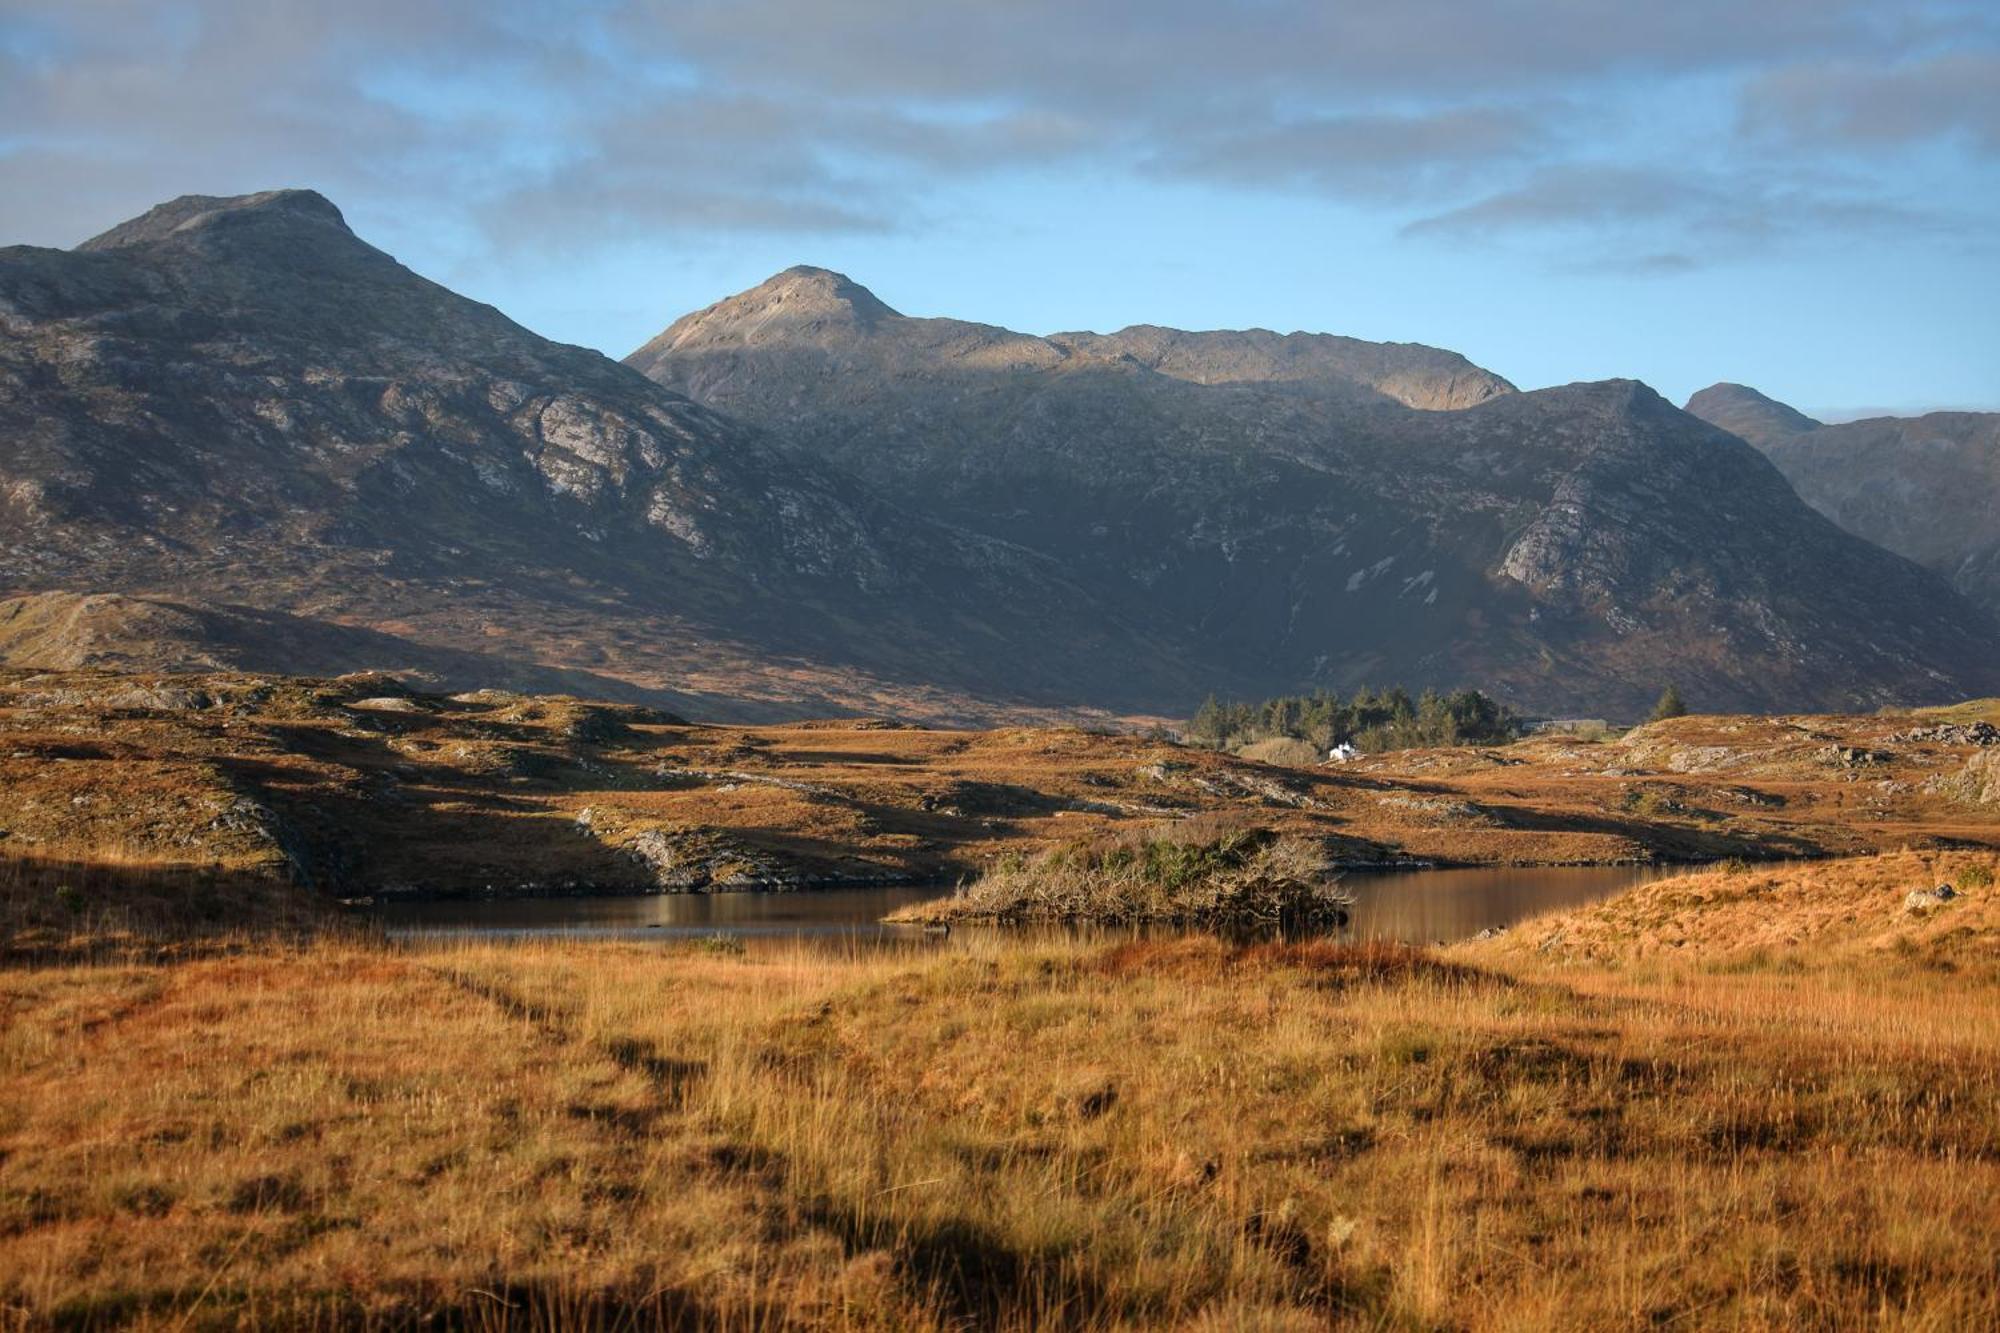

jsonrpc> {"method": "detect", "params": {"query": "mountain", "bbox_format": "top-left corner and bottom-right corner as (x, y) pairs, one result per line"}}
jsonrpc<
(7, 198), (1994, 723)
(1044, 326), (1514, 408)
(1686, 385), (2000, 619)
(1683, 383), (1823, 444)
(0, 191), (1204, 722)
(631, 268), (2000, 716)
(628, 265), (1515, 411)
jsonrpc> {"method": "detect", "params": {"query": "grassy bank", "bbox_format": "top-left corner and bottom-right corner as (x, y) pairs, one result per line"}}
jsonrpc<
(0, 851), (325, 965)
(3, 852), (1998, 1327)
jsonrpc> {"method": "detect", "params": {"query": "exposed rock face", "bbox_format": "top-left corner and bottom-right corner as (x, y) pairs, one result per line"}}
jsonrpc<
(1687, 384), (2000, 618)
(631, 269), (2000, 717)
(0, 192), (1196, 721)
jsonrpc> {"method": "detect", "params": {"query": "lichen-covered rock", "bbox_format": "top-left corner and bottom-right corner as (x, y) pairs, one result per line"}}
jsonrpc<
(1926, 749), (2000, 806)
(1905, 884), (1960, 912)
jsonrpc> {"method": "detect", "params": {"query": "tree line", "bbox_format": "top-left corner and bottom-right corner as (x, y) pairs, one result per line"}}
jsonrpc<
(1186, 686), (1521, 754)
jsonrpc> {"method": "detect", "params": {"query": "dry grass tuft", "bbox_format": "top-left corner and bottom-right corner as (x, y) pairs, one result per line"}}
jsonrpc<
(1232, 736), (1323, 768)
(1093, 935), (1500, 990)
(0, 851), (326, 963)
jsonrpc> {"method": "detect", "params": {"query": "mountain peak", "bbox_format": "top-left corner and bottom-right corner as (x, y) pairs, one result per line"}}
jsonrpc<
(735, 264), (899, 324)
(759, 265), (898, 318)
(1684, 382), (1822, 446)
(77, 189), (352, 253)
(636, 265), (903, 362)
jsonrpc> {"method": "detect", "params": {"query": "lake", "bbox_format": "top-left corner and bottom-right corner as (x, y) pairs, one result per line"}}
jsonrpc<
(375, 863), (1675, 946)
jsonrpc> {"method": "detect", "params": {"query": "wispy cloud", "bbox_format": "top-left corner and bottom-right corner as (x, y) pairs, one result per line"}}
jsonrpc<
(0, 0), (1994, 273)
(1147, 105), (1550, 200)
(1403, 162), (1958, 271)
(1742, 52), (2000, 154)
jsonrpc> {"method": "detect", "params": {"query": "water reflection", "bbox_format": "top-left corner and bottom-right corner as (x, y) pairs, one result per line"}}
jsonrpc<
(376, 864), (1674, 947)
(1337, 864), (1674, 944)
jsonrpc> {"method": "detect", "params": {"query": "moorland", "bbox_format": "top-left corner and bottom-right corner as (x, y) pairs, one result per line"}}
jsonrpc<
(2, 848), (1995, 1328)
(5, 187), (2000, 1330)
(2, 674), (1999, 1327)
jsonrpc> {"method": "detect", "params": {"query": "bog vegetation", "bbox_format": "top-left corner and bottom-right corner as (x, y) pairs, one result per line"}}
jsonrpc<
(1188, 685), (1520, 755)
(1, 851), (1997, 1328)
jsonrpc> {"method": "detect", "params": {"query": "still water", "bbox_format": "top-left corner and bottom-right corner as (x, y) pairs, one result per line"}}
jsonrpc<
(375, 864), (1674, 947)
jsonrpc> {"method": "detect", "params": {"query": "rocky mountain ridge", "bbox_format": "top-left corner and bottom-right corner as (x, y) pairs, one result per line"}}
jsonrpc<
(1686, 384), (2000, 619)
(632, 269), (2000, 716)
(3, 191), (1995, 721)
(630, 265), (1515, 412)
(0, 191), (1205, 722)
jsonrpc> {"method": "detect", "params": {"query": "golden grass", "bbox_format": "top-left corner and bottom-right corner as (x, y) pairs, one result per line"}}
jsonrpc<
(4, 860), (1999, 1328)
(15, 668), (2000, 907)
(0, 851), (325, 964)
(1464, 848), (2000, 969)
(1231, 736), (1323, 769)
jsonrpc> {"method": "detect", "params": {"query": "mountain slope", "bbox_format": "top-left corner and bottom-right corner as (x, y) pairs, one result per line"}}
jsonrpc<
(1683, 382), (1823, 445)
(0, 191), (1203, 721)
(1686, 384), (2000, 618)
(0, 591), (717, 709)
(631, 269), (2000, 716)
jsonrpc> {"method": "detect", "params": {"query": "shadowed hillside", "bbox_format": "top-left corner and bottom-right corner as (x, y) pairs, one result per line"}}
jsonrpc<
(0, 191), (1200, 724)
(1688, 383), (2000, 618)
(633, 268), (2000, 716)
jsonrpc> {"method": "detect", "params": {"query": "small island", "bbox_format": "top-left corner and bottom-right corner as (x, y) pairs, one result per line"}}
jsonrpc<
(889, 821), (1353, 928)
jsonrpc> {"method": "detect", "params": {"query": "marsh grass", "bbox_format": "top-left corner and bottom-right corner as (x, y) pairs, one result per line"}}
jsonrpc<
(890, 819), (1352, 928)
(0, 850), (327, 964)
(3, 865), (1999, 1328)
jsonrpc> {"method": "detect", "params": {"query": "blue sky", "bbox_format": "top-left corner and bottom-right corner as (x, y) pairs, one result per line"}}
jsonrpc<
(3, 0), (1995, 415)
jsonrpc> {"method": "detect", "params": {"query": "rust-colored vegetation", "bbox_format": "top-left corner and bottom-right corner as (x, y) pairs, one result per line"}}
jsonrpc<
(2, 852), (1998, 1327)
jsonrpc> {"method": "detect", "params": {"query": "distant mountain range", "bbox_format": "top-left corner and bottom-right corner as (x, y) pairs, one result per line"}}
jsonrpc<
(1686, 384), (2000, 620)
(1, 190), (1994, 720)
(0, 191), (1199, 722)
(632, 266), (1999, 715)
